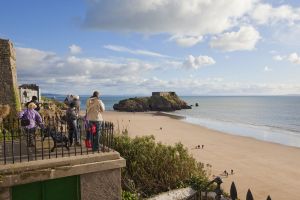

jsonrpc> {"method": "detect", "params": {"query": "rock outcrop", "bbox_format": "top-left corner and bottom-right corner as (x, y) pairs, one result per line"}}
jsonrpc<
(113, 92), (191, 112)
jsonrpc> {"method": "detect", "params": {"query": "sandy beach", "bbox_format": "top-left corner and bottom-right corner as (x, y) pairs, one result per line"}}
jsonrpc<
(103, 111), (300, 200)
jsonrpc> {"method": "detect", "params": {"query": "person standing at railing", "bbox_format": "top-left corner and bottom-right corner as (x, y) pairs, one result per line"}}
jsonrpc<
(66, 102), (80, 146)
(19, 102), (44, 147)
(86, 91), (105, 151)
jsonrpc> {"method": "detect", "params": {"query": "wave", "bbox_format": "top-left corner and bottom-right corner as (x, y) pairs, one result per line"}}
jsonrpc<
(180, 115), (300, 148)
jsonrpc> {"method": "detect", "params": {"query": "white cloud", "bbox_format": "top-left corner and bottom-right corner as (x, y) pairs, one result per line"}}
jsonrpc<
(288, 53), (300, 64)
(273, 53), (300, 64)
(183, 55), (216, 70)
(169, 35), (203, 47)
(103, 45), (169, 58)
(83, 0), (257, 37)
(16, 47), (158, 89)
(251, 3), (300, 25)
(264, 66), (272, 72)
(269, 50), (278, 54)
(273, 55), (284, 61)
(137, 78), (300, 95)
(15, 47), (300, 95)
(69, 44), (82, 54)
(210, 26), (260, 52)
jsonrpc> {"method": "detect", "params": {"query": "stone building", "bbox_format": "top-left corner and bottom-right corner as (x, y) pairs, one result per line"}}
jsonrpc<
(152, 92), (176, 97)
(19, 84), (41, 104)
(0, 39), (21, 115)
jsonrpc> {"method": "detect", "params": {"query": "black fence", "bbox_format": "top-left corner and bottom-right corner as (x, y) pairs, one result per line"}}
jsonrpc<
(0, 116), (114, 165)
(187, 177), (272, 200)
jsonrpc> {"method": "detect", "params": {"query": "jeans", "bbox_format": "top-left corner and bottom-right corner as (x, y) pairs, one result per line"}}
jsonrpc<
(68, 120), (79, 145)
(25, 128), (36, 147)
(88, 121), (102, 151)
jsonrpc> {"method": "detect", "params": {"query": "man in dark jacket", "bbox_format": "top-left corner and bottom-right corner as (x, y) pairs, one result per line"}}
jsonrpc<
(66, 102), (80, 146)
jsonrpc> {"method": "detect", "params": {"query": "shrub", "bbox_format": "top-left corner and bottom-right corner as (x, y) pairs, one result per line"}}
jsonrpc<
(114, 134), (210, 198)
(0, 105), (10, 119)
(41, 96), (66, 110)
(121, 190), (139, 200)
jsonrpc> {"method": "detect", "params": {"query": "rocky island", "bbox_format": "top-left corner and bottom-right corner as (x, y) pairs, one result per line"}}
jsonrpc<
(113, 92), (191, 112)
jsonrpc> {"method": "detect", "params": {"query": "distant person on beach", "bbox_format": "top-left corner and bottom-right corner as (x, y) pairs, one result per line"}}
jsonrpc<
(224, 170), (228, 177)
(26, 96), (40, 112)
(66, 102), (80, 146)
(19, 102), (44, 147)
(86, 91), (105, 151)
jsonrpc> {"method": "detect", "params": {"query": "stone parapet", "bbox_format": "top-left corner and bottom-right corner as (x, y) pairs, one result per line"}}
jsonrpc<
(0, 152), (126, 200)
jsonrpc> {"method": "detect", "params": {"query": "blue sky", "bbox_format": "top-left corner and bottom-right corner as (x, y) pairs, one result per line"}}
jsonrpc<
(1, 0), (300, 95)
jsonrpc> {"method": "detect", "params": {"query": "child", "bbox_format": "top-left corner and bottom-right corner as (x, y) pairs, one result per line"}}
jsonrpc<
(84, 115), (92, 148)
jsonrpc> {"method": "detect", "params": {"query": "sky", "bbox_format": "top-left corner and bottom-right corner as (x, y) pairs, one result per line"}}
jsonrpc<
(1, 0), (300, 96)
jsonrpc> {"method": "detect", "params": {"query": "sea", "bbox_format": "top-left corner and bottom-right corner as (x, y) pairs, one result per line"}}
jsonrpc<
(43, 94), (300, 148)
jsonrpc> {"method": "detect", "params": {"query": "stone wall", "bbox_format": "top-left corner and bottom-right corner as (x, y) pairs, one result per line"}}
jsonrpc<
(0, 39), (21, 115)
(81, 168), (122, 200)
(0, 152), (126, 200)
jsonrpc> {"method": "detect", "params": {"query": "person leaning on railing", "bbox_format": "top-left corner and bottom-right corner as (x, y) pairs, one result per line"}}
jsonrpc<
(66, 102), (80, 146)
(86, 91), (105, 151)
(19, 102), (44, 147)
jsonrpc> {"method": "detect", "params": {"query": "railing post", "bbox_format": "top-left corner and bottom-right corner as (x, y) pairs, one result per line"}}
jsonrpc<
(41, 128), (44, 160)
(11, 118), (15, 164)
(34, 128), (37, 161)
(230, 181), (237, 200)
(246, 189), (254, 200)
(19, 123), (22, 163)
(3, 128), (7, 164)
(79, 118), (83, 155)
(47, 116), (51, 159)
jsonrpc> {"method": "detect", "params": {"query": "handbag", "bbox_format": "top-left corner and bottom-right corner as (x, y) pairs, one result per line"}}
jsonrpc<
(20, 110), (30, 127)
(90, 124), (97, 135)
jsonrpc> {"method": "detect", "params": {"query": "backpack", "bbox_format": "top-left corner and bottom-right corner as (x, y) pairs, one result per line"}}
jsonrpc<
(20, 110), (30, 127)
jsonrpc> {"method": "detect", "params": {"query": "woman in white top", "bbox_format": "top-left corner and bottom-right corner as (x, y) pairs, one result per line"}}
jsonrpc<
(86, 91), (105, 151)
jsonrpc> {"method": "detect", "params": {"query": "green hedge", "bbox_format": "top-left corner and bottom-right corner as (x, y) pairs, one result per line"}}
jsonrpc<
(114, 134), (210, 198)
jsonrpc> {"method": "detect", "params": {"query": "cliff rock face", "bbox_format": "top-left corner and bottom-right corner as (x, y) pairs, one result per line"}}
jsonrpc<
(113, 93), (191, 112)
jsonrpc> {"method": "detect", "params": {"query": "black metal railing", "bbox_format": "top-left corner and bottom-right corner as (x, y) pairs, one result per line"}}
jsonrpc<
(0, 116), (114, 165)
(187, 177), (272, 200)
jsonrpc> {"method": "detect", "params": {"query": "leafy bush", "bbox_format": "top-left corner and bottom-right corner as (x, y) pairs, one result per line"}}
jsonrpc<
(0, 104), (10, 119)
(114, 134), (210, 198)
(122, 190), (139, 200)
(0, 129), (13, 141)
(41, 96), (66, 110)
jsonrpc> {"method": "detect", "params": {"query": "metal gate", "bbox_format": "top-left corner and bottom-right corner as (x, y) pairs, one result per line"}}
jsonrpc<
(12, 175), (81, 200)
